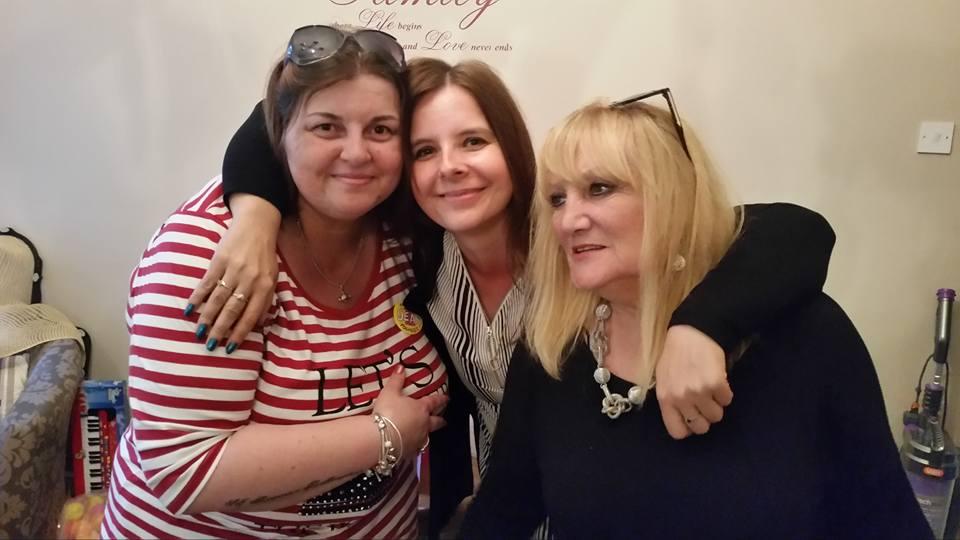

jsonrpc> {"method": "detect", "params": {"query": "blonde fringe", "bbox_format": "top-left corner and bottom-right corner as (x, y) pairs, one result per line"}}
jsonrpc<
(525, 100), (741, 383)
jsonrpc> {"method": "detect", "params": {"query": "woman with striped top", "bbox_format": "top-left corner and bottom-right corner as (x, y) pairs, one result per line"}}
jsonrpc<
(189, 60), (835, 535)
(101, 26), (448, 539)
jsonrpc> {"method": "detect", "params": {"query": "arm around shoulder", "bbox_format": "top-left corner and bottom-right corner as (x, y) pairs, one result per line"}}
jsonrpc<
(670, 202), (836, 353)
(221, 101), (291, 214)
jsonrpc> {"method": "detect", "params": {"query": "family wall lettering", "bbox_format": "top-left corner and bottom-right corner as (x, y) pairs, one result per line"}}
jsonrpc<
(327, 0), (514, 54)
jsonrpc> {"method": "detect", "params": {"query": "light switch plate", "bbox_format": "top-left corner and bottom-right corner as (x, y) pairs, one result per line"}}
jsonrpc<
(917, 121), (954, 155)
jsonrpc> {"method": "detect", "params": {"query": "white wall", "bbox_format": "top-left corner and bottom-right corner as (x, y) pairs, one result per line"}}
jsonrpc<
(2, 0), (958, 438)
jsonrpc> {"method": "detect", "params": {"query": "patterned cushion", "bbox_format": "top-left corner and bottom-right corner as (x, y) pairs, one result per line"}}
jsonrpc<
(0, 339), (84, 539)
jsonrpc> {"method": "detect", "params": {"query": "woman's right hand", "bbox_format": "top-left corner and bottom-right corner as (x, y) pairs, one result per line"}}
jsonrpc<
(186, 194), (282, 352)
(373, 365), (449, 460)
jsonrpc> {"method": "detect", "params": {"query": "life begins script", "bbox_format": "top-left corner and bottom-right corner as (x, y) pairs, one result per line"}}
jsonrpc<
(327, 0), (513, 54)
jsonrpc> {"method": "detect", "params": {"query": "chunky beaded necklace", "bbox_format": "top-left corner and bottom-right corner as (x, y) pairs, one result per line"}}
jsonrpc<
(589, 301), (652, 419)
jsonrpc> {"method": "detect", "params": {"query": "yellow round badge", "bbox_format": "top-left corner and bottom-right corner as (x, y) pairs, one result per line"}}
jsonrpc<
(393, 303), (423, 335)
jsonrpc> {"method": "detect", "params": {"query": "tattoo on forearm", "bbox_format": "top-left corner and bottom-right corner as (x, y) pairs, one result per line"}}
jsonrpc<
(225, 472), (356, 509)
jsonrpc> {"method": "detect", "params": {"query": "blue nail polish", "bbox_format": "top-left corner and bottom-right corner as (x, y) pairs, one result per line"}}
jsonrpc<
(206, 337), (218, 351)
(183, 303), (194, 317)
(226, 342), (237, 355)
(196, 324), (207, 340)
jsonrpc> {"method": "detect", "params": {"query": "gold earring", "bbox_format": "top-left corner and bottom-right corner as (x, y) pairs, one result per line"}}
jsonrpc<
(672, 255), (686, 272)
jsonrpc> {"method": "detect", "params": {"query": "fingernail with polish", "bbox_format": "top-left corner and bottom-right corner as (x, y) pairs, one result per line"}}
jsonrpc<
(206, 337), (218, 351)
(225, 342), (237, 355)
(196, 324), (207, 340)
(183, 303), (194, 317)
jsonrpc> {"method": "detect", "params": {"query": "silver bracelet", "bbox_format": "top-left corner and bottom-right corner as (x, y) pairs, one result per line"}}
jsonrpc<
(379, 415), (404, 459)
(368, 413), (401, 477)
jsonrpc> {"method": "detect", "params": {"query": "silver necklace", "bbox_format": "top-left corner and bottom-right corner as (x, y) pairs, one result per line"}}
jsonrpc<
(590, 301), (650, 419)
(297, 218), (367, 304)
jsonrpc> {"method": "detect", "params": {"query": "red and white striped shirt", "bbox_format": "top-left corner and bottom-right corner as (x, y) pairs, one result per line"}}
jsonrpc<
(102, 178), (447, 539)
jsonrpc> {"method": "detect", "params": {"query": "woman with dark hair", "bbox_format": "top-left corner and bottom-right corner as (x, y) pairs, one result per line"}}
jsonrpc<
(101, 26), (447, 538)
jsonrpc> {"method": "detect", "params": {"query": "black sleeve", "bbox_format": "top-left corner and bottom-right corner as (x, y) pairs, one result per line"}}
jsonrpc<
(421, 314), (475, 538)
(460, 346), (545, 539)
(812, 297), (934, 539)
(404, 287), (477, 538)
(221, 101), (292, 214)
(670, 203), (836, 353)
(426, 366), (474, 539)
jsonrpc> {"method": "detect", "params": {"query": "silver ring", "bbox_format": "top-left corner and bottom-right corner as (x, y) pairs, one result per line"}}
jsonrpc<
(419, 441), (429, 454)
(231, 291), (247, 304)
(217, 278), (233, 290)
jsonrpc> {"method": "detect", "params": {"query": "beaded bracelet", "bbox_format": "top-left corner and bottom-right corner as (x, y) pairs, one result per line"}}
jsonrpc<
(368, 413), (402, 477)
(379, 415), (404, 459)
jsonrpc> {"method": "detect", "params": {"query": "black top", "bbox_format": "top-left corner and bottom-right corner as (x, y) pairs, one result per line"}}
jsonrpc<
(221, 102), (292, 214)
(461, 294), (932, 540)
(220, 101), (839, 537)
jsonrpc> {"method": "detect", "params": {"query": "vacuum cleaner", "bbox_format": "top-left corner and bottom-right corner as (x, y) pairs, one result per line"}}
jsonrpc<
(902, 288), (958, 538)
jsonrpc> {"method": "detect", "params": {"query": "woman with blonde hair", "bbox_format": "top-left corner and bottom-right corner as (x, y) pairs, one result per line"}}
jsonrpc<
(460, 93), (932, 539)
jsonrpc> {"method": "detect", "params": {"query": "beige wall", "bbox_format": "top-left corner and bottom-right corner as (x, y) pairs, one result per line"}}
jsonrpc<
(2, 0), (958, 438)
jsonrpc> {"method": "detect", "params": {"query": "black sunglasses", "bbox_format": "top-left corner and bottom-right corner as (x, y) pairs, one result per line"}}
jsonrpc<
(611, 88), (690, 159)
(285, 25), (405, 71)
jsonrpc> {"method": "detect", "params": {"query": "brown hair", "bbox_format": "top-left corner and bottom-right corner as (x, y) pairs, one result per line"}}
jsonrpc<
(261, 36), (411, 227)
(406, 58), (535, 280)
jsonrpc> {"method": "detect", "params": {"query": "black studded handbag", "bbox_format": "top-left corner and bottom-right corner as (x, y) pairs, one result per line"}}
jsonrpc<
(298, 472), (396, 516)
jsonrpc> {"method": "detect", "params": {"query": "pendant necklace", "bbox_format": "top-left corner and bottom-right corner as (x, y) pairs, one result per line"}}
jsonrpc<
(297, 218), (367, 304)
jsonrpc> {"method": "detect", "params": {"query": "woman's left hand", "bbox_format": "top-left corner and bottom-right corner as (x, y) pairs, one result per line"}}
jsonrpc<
(655, 325), (733, 439)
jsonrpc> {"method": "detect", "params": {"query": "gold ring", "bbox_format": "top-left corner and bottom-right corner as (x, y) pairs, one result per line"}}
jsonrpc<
(231, 291), (247, 304)
(217, 279), (232, 290)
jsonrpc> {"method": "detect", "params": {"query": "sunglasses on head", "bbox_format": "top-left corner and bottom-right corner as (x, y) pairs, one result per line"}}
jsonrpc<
(285, 25), (405, 71)
(611, 87), (691, 160)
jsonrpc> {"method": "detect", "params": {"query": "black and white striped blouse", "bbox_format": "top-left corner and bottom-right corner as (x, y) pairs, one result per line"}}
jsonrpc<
(427, 232), (525, 476)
